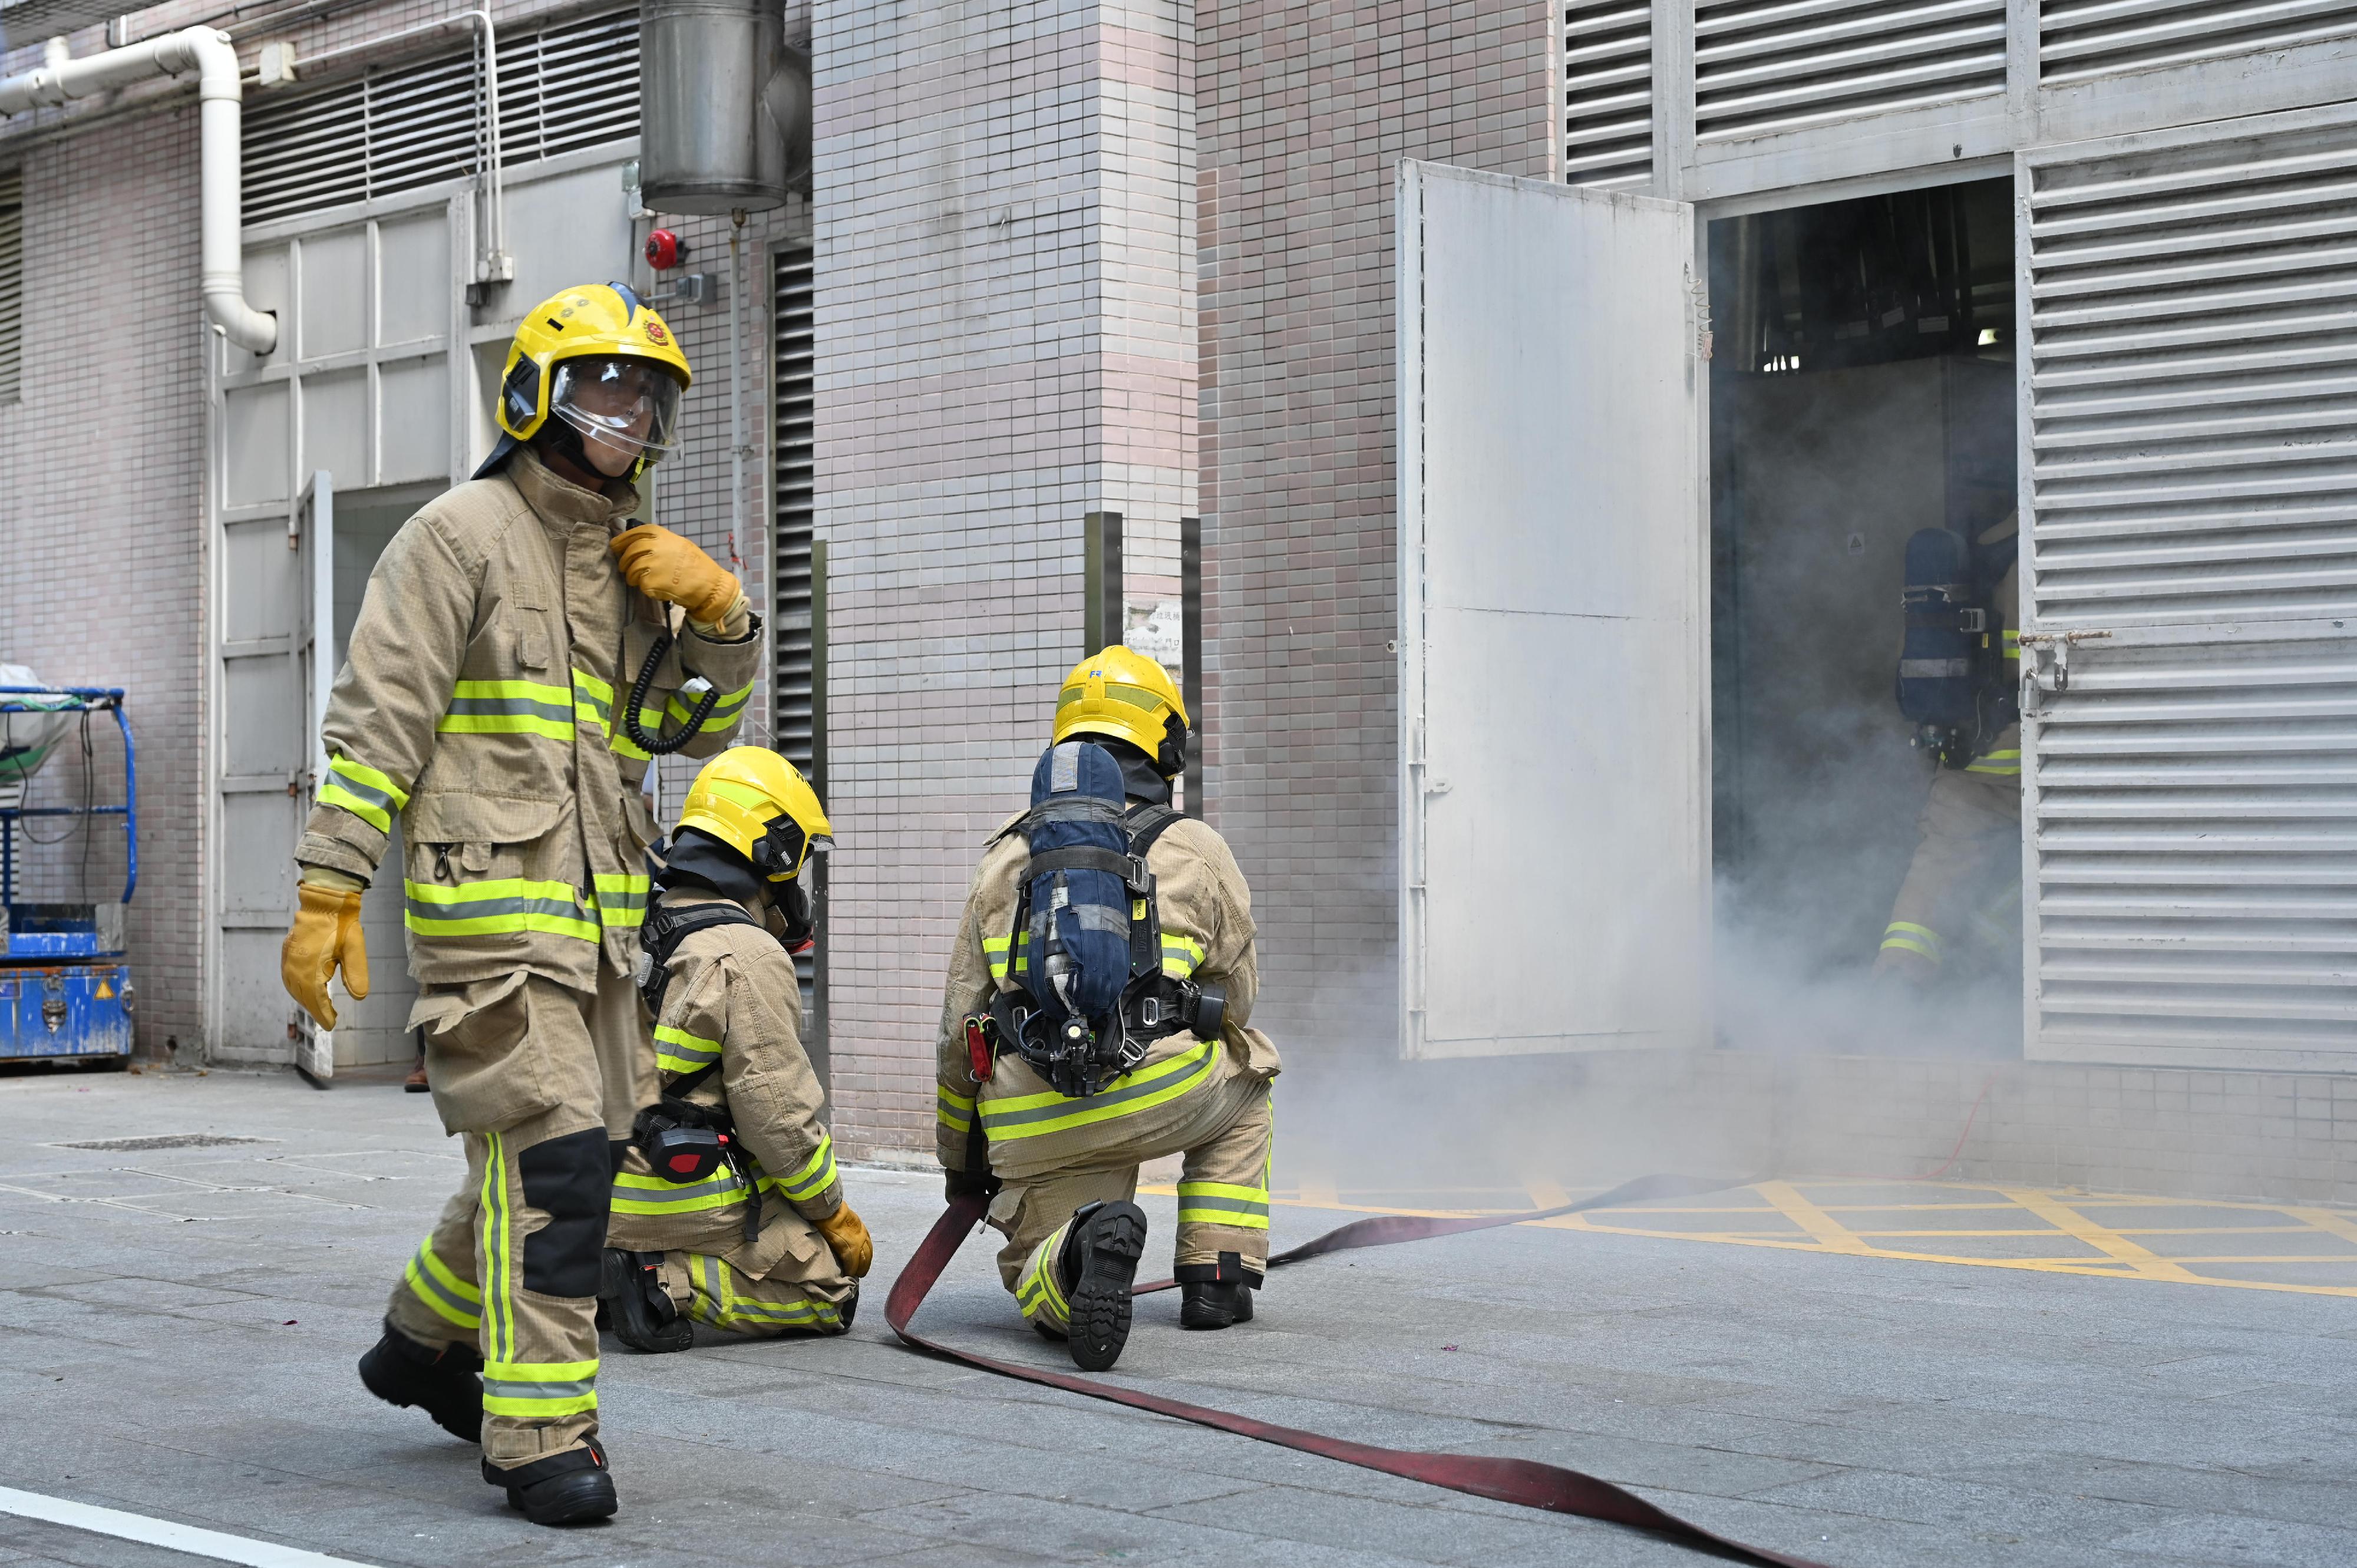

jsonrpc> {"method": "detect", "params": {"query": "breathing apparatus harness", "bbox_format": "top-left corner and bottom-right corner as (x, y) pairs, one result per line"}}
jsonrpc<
(629, 898), (767, 1243)
(969, 744), (1225, 1100)
(1897, 526), (2019, 769)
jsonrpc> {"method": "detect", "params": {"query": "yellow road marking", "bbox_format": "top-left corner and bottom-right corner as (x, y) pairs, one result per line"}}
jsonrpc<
(1754, 1180), (1874, 1255)
(1523, 1177), (1573, 1210)
(1998, 1187), (2204, 1281)
(1146, 1178), (2357, 1298)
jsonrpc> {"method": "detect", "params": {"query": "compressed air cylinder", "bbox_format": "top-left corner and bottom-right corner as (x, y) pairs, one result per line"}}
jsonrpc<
(639, 0), (809, 213)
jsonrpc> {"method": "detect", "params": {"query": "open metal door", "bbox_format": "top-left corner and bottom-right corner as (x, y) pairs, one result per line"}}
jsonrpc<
(293, 471), (335, 1084)
(1397, 161), (1708, 1058)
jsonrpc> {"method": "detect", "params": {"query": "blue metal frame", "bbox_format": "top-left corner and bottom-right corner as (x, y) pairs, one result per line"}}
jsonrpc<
(0, 686), (137, 907)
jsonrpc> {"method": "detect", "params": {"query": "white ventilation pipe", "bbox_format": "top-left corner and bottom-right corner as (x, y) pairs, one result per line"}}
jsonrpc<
(0, 28), (278, 354)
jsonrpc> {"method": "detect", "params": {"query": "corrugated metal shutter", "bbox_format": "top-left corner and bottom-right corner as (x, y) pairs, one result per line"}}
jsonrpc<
(1693, 0), (2006, 143)
(1563, 0), (1653, 186)
(243, 10), (638, 226)
(773, 243), (824, 1045)
(2023, 108), (2357, 1071)
(0, 166), (20, 404)
(2042, 0), (2357, 85)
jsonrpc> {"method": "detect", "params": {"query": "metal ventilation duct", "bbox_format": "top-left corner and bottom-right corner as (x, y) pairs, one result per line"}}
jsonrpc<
(639, 0), (807, 213)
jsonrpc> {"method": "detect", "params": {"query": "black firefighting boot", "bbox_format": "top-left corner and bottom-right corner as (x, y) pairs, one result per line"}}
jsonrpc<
(1177, 1252), (1258, 1329)
(598, 1249), (693, 1354)
(484, 1437), (618, 1526)
(357, 1319), (483, 1443)
(1059, 1200), (1147, 1372)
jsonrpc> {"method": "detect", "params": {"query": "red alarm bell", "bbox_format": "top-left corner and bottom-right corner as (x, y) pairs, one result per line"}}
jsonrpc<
(644, 229), (686, 270)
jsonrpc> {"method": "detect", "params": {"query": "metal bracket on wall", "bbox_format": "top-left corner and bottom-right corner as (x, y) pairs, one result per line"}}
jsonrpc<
(2018, 629), (2112, 714)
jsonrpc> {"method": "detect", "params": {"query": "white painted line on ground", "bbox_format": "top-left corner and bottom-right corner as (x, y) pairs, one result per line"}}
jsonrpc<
(0, 1486), (382, 1568)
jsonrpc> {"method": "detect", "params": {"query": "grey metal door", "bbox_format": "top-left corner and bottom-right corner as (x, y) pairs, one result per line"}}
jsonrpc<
(1397, 161), (1709, 1059)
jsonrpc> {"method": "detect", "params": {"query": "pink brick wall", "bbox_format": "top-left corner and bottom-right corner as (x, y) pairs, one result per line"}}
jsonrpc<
(0, 106), (206, 1058)
(1194, 1), (1556, 1059)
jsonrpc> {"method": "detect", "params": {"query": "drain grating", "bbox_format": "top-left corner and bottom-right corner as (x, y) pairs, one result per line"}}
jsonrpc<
(51, 1134), (278, 1152)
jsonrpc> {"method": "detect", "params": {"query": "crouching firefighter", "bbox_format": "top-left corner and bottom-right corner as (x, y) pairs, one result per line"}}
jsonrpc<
(599, 747), (872, 1349)
(937, 647), (1282, 1372)
(278, 283), (765, 1526)
(1877, 513), (2023, 986)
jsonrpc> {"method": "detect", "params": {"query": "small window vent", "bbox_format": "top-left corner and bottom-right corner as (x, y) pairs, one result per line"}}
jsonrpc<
(0, 166), (19, 404)
(1564, 0), (1654, 187)
(1694, 0), (2006, 143)
(2041, 0), (2357, 85)
(243, 9), (639, 227)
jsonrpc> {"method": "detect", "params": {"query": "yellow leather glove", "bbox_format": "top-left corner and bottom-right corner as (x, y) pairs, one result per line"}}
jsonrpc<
(280, 874), (369, 1030)
(608, 524), (741, 625)
(814, 1201), (873, 1278)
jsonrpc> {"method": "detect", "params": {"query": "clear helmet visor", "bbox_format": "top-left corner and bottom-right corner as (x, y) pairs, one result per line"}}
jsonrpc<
(549, 356), (683, 466)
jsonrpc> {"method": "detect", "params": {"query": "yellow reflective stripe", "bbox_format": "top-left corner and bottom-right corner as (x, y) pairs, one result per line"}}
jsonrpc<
(319, 755), (410, 831)
(481, 1128), (511, 1364)
(403, 878), (599, 942)
(1015, 1222), (1072, 1325)
(979, 1041), (1220, 1141)
(610, 1167), (751, 1214)
(937, 1085), (975, 1133)
(2002, 628), (2020, 661)
(572, 668), (614, 703)
(1161, 933), (1204, 978)
(652, 1023), (722, 1076)
(764, 1134), (839, 1203)
(684, 1253), (841, 1333)
(708, 679), (755, 722)
(1176, 1179), (1270, 1230)
(593, 872), (650, 930)
(1967, 748), (2022, 776)
(481, 1356), (597, 1419)
(435, 712), (576, 741)
(401, 1240), (481, 1329)
(1881, 920), (1942, 962)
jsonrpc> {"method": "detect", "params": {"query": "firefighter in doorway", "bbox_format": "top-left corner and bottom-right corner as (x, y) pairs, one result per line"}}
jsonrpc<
(1877, 514), (2022, 985)
(599, 747), (870, 1352)
(936, 647), (1282, 1372)
(277, 283), (762, 1526)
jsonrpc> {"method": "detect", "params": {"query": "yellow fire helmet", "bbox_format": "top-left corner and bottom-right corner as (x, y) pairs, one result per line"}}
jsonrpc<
(676, 747), (832, 882)
(482, 282), (692, 481)
(1052, 645), (1190, 775)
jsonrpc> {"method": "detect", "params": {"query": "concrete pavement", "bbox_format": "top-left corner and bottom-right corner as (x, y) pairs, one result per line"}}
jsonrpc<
(1, 1065), (2353, 1567)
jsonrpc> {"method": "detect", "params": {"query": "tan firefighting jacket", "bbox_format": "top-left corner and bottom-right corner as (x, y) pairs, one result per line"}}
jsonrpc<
(935, 804), (1280, 1174)
(608, 889), (843, 1266)
(295, 448), (762, 992)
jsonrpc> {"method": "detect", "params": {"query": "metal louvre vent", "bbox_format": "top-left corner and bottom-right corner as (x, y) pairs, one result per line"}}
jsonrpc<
(2029, 630), (2357, 1068)
(773, 243), (823, 1047)
(2042, 0), (2357, 86)
(2026, 120), (2357, 629)
(498, 9), (641, 166)
(1563, 0), (1652, 186)
(1694, 0), (2006, 143)
(0, 165), (20, 403)
(243, 10), (638, 227)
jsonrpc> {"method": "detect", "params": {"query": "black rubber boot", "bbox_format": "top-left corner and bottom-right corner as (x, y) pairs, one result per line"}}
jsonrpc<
(598, 1249), (693, 1354)
(484, 1438), (618, 1526)
(357, 1320), (483, 1443)
(1180, 1280), (1256, 1329)
(1058, 1200), (1147, 1372)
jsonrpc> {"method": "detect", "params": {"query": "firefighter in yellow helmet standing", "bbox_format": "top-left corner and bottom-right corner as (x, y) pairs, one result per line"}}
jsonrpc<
(278, 283), (762, 1524)
(936, 647), (1282, 1371)
(600, 747), (873, 1350)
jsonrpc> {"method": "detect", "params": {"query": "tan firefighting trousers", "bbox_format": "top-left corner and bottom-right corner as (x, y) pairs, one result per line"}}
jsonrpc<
(1877, 731), (2023, 980)
(610, 1181), (856, 1337)
(980, 1048), (1274, 1334)
(384, 968), (642, 1467)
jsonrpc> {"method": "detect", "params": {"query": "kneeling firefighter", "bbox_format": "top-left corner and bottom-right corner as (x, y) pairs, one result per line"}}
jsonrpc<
(280, 283), (764, 1525)
(937, 647), (1282, 1371)
(599, 747), (872, 1349)
(1877, 513), (2023, 985)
